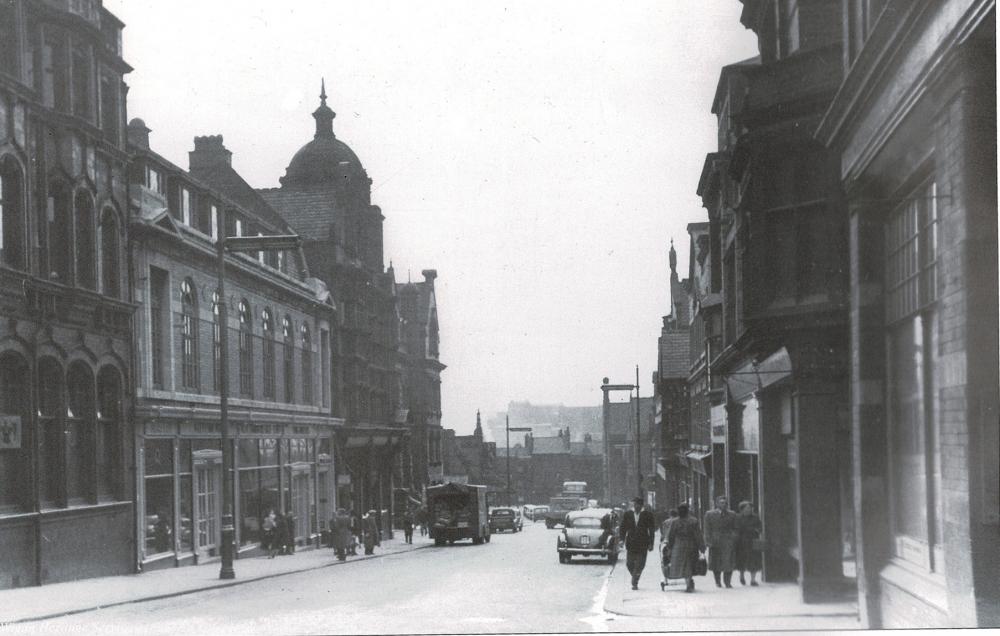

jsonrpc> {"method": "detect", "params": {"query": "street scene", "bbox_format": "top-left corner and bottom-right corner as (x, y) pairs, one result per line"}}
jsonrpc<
(0, 0), (998, 634)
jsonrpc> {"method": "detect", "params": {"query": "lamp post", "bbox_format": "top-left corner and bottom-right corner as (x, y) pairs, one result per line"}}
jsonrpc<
(635, 365), (642, 501)
(505, 414), (531, 506)
(216, 211), (301, 580)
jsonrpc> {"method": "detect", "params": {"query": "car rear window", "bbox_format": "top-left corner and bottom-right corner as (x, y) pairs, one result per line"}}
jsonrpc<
(569, 517), (602, 528)
(493, 509), (513, 516)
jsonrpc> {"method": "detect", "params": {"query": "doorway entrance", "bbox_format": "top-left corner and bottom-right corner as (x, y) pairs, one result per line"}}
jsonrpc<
(193, 450), (222, 558)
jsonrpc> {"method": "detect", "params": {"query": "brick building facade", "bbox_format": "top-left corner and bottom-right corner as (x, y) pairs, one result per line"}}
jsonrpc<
(127, 123), (338, 571)
(815, 0), (997, 627)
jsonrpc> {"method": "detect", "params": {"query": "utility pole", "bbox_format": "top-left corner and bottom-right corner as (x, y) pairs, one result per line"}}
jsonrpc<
(505, 413), (531, 505)
(216, 213), (301, 581)
(636, 365), (642, 500)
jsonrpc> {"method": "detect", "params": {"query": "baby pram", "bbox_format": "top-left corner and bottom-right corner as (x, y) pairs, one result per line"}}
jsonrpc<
(659, 542), (683, 590)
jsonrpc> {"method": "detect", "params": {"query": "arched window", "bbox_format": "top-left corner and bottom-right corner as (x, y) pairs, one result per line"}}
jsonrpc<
(0, 352), (29, 512)
(238, 299), (253, 396)
(74, 189), (96, 289)
(37, 357), (64, 507)
(212, 290), (222, 392)
(262, 308), (275, 400)
(45, 180), (72, 283)
(301, 323), (313, 405)
(0, 157), (26, 270)
(99, 208), (120, 298)
(180, 279), (199, 390)
(66, 361), (95, 503)
(282, 316), (294, 403)
(96, 366), (122, 499)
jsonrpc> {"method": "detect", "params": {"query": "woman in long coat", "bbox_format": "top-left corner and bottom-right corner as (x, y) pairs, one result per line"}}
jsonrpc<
(332, 508), (352, 561)
(666, 503), (706, 593)
(734, 501), (763, 586)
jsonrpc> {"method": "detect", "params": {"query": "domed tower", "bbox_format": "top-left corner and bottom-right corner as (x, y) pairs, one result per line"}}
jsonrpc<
(262, 80), (384, 275)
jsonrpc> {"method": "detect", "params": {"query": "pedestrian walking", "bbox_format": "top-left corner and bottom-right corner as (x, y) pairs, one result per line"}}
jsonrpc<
(734, 501), (763, 586)
(348, 509), (359, 555)
(704, 496), (738, 588)
(332, 508), (352, 561)
(619, 497), (656, 590)
(667, 503), (706, 593)
(660, 508), (679, 545)
(402, 509), (414, 544)
(416, 505), (428, 537)
(262, 509), (278, 558)
(363, 510), (379, 555)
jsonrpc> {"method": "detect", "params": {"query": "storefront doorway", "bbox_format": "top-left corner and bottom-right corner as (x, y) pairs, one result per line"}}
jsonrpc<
(193, 450), (222, 558)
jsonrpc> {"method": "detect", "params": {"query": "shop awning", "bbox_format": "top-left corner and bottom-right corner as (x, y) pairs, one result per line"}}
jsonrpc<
(725, 347), (793, 402)
(685, 450), (712, 476)
(337, 425), (408, 449)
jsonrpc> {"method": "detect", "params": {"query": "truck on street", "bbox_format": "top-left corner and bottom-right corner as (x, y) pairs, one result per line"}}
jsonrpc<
(427, 482), (491, 545)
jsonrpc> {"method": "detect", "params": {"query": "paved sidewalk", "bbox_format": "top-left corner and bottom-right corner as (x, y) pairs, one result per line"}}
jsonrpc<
(0, 534), (433, 625)
(604, 555), (861, 631)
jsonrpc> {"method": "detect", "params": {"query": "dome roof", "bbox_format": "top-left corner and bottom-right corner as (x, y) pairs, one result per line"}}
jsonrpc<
(279, 81), (367, 188)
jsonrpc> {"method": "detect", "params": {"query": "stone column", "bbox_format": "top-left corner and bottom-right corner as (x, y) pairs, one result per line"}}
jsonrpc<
(849, 203), (890, 627)
(793, 378), (845, 602)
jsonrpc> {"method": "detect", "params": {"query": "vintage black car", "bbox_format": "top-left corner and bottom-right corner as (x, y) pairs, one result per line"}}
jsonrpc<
(557, 508), (618, 564)
(488, 506), (523, 533)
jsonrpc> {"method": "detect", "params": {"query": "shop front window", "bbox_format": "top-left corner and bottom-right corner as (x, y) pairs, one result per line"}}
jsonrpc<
(885, 178), (942, 572)
(66, 362), (95, 503)
(144, 438), (174, 557)
(178, 440), (193, 552)
(96, 366), (122, 499)
(0, 352), (29, 512)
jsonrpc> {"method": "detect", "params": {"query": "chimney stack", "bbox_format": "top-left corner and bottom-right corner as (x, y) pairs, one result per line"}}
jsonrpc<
(189, 135), (232, 170)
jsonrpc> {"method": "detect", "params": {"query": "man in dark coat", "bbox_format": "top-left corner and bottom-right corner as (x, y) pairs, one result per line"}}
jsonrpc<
(704, 496), (738, 588)
(619, 497), (656, 590)
(332, 508), (352, 561)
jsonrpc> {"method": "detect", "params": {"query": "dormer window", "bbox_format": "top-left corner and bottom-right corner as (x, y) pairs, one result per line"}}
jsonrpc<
(178, 187), (191, 226)
(144, 166), (162, 194)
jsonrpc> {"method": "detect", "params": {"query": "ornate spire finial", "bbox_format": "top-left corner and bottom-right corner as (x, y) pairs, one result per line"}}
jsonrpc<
(312, 78), (336, 139)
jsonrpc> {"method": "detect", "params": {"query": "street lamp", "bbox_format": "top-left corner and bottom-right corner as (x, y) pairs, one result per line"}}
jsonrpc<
(217, 210), (301, 580)
(600, 376), (638, 506)
(505, 414), (531, 506)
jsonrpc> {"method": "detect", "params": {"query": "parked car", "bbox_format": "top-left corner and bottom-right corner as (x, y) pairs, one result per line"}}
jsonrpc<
(489, 506), (522, 533)
(557, 508), (618, 564)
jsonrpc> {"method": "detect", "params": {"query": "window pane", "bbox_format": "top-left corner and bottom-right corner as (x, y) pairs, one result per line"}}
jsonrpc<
(889, 317), (927, 542)
(239, 470), (260, 546)
(0, 353), (28, 511)
(145, 438), (173, 477)
(261, 438), (278, 466)
(178, 473), (193, 551)
(238, 438), (259, 467)
(144, 475), (174, 555)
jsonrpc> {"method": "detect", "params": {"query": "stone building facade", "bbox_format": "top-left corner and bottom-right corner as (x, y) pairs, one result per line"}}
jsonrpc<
(127, 122), (338, 571)
(259, 88), (443, 519)
(815, 0), (997, 627)
(0, 0), (135, 589)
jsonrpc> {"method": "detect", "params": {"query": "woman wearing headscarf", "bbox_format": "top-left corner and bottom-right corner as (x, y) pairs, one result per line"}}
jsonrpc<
(666, 503), (706, 593)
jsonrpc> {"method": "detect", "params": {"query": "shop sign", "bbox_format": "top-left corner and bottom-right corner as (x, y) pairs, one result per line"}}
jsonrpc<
(145, 420), (175, 436)
(738, 397), (759, 453)
(337, 473), (351, 485)
(0, 415), (21, 449)
(710, 405), (726, 444)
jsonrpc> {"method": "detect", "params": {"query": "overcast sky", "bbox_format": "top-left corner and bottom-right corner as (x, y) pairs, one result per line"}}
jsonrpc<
(103, 0), (759, 437)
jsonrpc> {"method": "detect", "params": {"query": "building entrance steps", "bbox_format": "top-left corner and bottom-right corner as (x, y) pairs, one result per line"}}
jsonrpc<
(603, 550), (860, 631)
(1, 535), (433, 626)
